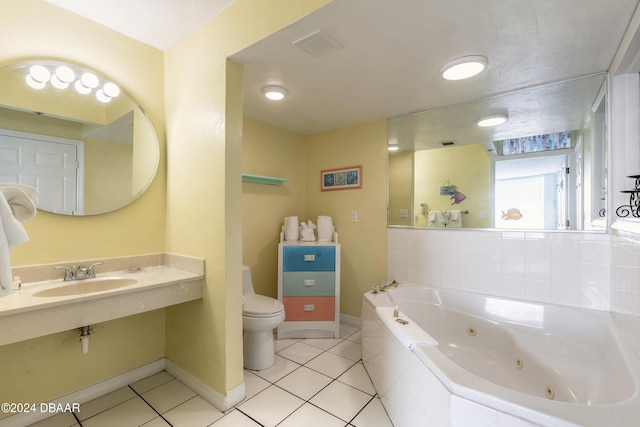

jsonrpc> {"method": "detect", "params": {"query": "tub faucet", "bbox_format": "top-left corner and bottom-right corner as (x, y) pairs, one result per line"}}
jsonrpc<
(54, 262), (104, 281)
(379, 280), (399, 292)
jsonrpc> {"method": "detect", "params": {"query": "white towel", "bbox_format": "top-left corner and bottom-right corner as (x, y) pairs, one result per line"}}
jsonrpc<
(376, 306), (438, 349)
(0, 184), (38, 222)
(449, 209), (460, 221)
(0, 190), (31, 296)
(427, 210), (444, 228)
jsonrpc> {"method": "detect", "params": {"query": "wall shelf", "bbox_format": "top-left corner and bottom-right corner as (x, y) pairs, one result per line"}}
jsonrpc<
(242, 173), (288, 186)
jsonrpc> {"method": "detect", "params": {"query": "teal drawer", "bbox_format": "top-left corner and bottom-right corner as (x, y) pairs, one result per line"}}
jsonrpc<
(283, 246), (336, 271)
(283, 272), (335, 296)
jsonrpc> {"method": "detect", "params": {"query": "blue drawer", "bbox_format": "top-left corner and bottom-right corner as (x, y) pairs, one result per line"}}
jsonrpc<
(283, 272), (335, 296)
(283, 246), (336, 271)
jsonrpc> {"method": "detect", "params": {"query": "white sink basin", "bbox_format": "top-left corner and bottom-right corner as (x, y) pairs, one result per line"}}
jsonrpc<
(33, 277), (138, 297)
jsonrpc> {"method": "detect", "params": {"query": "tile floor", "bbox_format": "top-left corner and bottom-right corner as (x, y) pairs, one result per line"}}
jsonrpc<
(30, 324), (393, 427)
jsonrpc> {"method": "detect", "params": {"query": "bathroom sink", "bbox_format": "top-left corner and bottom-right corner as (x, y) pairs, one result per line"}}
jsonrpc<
(33, 277), (138, 297)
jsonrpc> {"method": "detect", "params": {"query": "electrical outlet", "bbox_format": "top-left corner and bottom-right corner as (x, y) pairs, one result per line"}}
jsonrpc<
(399, 209), (409, 218)
(351, 211), (358, 222)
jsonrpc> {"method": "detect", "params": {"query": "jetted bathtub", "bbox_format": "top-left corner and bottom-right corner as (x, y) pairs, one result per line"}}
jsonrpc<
(362, 283), (640, 427)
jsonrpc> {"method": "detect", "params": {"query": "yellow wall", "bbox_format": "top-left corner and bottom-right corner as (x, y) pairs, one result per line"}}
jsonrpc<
(388, 150), (414, 226)
(304, 120), (388, 317)
(0, 0), (166, 415)
(242, 118), (306, 298)
(163, 0), (330, 399)
(413, 144), (491, 228)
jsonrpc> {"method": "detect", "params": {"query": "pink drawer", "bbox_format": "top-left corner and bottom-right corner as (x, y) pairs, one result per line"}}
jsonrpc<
(282, 296), (335, 321)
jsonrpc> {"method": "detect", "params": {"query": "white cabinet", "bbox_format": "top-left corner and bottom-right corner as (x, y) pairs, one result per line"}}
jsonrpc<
(277, 240), (340, 338)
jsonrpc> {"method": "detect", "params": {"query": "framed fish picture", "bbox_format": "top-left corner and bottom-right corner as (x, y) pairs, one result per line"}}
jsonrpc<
(321, 165), (362, 191)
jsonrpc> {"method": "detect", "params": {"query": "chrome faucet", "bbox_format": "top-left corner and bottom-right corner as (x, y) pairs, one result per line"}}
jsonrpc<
(379, 280), (399, 292)
(371, 280), (399, 293)
(55, 262), (104, 281)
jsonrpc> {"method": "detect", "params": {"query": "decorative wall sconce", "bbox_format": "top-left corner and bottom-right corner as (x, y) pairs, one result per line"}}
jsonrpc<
(616, 175), (640, 217)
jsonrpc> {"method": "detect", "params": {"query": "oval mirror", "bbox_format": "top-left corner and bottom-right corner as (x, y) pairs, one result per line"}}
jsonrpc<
(0, 59), (159, 215)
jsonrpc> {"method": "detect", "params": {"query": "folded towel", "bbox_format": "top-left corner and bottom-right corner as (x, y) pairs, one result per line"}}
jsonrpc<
(427, 210), (438, 224)
(449, 209), (460, 221)
(376, 306), (438, 349)
(0, 191), (31, 296)
(0, 184), (38, 222)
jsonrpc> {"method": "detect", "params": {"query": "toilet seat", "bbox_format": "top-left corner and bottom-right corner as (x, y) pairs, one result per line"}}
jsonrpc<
(243, 294), (284, 318)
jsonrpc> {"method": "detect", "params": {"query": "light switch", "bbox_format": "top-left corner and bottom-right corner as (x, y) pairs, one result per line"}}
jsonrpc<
(351, 211), (358, 222)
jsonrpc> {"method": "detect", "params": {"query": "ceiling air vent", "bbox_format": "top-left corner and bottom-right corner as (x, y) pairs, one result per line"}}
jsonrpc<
(293, 30), (343, 58)
(440, 141), (456, 146)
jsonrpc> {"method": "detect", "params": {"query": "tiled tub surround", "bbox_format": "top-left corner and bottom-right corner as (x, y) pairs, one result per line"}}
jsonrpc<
(0, 254), (204, 346)
(383, 227), (640, 426)
(362, 285), (640, 427)
(388, 228), (613, 311)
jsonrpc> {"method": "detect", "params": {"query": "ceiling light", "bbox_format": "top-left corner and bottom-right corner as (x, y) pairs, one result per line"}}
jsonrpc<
(74, 80), (91, 95)
(55, 66), (75, 83)
(440, 55), (488, 80)
(263, 86), (287, 100)
(25, 74), (46, 90)
(388, 144), (400, 152)
(96, 89), (112, 103)
(476, 114), (508, 127)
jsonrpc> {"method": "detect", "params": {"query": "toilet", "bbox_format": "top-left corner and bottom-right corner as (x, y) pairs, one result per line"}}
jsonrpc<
(242, 265), (285, 370)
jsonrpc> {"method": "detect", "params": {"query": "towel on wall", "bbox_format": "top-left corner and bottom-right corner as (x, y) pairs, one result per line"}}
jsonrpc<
(427, 210), (442, 228)
(0, 184), (38, 222)
(0, 185), (37, 296)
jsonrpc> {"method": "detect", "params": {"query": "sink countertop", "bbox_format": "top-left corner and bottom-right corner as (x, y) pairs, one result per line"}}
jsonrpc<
(0, 265), (205, 346)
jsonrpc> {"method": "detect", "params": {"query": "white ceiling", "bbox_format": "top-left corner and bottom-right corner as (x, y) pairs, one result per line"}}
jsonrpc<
(45, 0), (640, 148)
(45, 0), (236, 51)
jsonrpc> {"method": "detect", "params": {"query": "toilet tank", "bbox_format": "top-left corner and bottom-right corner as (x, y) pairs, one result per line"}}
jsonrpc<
(242, 265), (255, 295)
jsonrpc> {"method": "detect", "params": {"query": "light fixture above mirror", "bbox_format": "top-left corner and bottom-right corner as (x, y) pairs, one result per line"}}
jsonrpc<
(24, 61), (120, 103)
(0, 59), (159, 216)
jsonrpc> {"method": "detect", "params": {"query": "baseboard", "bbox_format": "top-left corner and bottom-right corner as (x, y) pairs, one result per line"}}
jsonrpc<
(165, 359), (245, 411)
(340, 313), (362, 328)
(0, 359), (165, 427)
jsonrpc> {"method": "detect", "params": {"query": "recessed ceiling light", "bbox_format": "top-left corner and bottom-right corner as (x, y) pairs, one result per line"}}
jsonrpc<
(476, 114), (508, 127)
(262, 86), (287, 100)
(440, 55), (488, 80)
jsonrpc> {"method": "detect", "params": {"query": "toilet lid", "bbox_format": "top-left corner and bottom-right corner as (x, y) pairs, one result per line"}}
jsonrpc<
(243, 294), (285, 318)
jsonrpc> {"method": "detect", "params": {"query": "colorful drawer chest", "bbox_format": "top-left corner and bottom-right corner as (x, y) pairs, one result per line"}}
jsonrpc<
(277, 239), (340, 338)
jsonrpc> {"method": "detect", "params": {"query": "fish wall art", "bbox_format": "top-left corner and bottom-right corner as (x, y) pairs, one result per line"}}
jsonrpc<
(501, 208), (523, 220)
(449, 190), (467, 205)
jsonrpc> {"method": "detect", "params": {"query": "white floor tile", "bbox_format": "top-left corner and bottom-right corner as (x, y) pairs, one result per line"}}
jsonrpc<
(81, 397), (157, 427)
(351, 397), (393, 427)
(142, 379), (196, 413)
(275, 338), (300, 352)
(210, 409), (261, 426)
(28, 412), (78, 427)
(243, 370), (271, 400)
(275, 366), (333, 400)
(140, 417), (171, 426)
(302, 337), (343, 351)
(237, 385), (304, 427)
(76, 387), (137, 421)
(278, 403), (346, 427)
(277, 341), (324, 364)
(346, 330), (362, 343)
(340, 324), (359, 339)
(337, 362), (376, 395)
(248, 355), (300, 383)
(306, 351), (357, 379)
(163, 396), (224, 426)
(130, 371), (174, 394)
(328, 339), (362, 361)
(310, 381), (373, 423)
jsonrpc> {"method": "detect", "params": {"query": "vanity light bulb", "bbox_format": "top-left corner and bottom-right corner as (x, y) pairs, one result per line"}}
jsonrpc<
(74, 80), (91, 95)
(81, 72), (99, 89)
(50, 75), (69, 90)
(103, 82), (120, 98)
(55, 65), (75, 83)
(29, 65), (51, 83)
(96, 89), (112, 103)
(25, 74), (46, 90)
